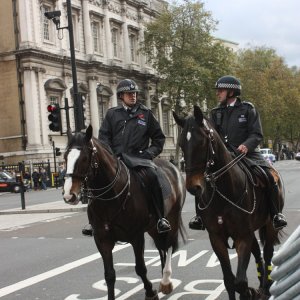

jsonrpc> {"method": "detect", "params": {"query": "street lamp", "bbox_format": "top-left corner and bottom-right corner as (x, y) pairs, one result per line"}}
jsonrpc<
(44, 0), (82, 132)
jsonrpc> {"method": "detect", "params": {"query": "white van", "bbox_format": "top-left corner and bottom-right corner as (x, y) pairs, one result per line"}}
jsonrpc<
(259, 148), (276, 163)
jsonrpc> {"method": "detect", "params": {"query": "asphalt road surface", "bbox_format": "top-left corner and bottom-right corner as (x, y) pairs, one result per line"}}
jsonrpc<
(0, 160), (299, 300)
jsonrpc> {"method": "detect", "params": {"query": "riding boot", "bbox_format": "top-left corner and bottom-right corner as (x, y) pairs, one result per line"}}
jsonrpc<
(82, 223), (93, 236)
(269, 182), (287, 230)
(189, 196), (205, 230)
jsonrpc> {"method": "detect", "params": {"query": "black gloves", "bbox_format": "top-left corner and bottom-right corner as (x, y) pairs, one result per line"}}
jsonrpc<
(137, 151), (152, 160)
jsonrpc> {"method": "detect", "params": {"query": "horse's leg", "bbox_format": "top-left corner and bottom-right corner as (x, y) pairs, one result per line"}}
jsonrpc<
(93, 236), (116, 300)
(159, 247), (174, 294)
(251, 236), (265, 297)
(132, 234), (158, 300)
(209, 234), (236, 300)
(234, 235), (254, 299)
(261, 224), (276, 296)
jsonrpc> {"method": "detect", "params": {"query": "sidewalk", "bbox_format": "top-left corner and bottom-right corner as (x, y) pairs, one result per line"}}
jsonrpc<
(0, 200), (87, 215)
(0, 201), (87, 231)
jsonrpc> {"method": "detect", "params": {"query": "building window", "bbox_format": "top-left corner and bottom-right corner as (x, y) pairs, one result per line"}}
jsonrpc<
(42, 5), (54, 42)
(92, 21), (102, 53)
(72, 14), (80, 50)
(129, 33), (138, 62)
(111, 27), (120, 58)
(49, 95), (59, 105)
(163, 111), (170, 136)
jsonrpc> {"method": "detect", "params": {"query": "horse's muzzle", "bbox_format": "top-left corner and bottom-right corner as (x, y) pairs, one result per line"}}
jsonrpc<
(63, 193), (80, 205)
(187, 186), (202, 198)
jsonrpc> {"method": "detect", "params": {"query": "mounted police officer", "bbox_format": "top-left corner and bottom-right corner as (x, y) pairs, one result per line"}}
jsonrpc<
(82, 79), (171, 236)
(189, 75), (287, 231)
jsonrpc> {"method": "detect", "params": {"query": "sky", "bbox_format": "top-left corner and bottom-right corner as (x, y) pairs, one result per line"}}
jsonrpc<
(202, 0), (300, 67)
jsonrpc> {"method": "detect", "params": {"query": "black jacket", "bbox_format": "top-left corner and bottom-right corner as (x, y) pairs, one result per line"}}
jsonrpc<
(210, 98), (267, 166)
(98, 103), (165, 159)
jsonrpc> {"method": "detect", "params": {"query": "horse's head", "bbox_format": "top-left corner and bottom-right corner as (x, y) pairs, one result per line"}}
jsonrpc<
(63, 125), (94, 205)
(173, 106), (216, 197)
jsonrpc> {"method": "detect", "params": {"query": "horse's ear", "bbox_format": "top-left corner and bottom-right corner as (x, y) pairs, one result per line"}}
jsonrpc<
(85, 125), (93, 141)
(194, 106), (204, 126)
(173, 111), (185, 128)
(67, 127), (73, 142)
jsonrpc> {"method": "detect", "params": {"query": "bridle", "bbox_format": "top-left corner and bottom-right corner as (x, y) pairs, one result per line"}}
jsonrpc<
(66, 139), (130, 202)
(189, 119), (256, 214)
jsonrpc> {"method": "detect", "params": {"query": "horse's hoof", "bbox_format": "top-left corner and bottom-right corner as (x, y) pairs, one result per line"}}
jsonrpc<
(145, 290), (159, 300)
(159, 282), (173, 294)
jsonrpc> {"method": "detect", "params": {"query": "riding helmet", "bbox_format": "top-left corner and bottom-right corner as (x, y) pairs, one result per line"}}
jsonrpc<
(116, 79), (139, 98)
(215, 75), (241, 96)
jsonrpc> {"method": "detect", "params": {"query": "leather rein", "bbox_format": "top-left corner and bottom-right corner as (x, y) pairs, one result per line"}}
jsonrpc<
(197, 120), (256, 214)
(67, 139), (130, 202)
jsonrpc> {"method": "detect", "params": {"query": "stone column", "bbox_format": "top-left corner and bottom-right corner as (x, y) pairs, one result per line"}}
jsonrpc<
(121, 1), (130, 65)
(82, 0), (93, 57)
(88, 76), (100, 135)
(103, 3), (112, 60)
(18, 0), (34, 48)
(23, 67), (42, 149)
(36, 68), (49, 147)
(158, 99), (163, 126)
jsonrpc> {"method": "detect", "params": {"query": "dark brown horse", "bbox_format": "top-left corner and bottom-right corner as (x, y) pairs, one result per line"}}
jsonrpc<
(62, 125), (186, 300)
(173, 106), (284, 300)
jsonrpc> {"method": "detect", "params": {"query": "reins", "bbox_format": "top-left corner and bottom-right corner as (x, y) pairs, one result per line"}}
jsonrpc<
(84, 139), (131, 201)
(197, 120), (256, 214)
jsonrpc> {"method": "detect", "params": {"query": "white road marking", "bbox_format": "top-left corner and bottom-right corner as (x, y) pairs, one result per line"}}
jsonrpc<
(0, 243), (130, 298)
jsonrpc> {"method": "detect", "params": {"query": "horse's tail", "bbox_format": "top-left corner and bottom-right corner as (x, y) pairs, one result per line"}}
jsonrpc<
(258, 224), (284, 246)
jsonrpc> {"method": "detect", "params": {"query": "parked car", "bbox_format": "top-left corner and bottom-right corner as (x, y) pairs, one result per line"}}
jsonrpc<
(259, 148), (276, 163)
(295, 152), (300, 161)
(0, 171), (27, 193)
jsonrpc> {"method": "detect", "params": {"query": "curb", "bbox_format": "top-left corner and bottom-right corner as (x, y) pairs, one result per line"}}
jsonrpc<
(0, 206), (87, 215)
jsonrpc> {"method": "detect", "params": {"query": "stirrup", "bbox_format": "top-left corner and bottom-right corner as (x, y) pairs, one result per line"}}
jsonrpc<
(82, 224), (93, 236)
(272, 213), (287, 230)
(157, 218), (171, 233)
(189, 215), (205, 230)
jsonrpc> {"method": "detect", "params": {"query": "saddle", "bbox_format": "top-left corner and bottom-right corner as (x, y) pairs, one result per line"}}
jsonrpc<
(238, 156), (270, 188)
(120, 153), (172, 201)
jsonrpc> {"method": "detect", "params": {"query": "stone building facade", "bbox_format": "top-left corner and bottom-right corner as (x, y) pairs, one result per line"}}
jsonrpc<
(0, 0), (178, 168)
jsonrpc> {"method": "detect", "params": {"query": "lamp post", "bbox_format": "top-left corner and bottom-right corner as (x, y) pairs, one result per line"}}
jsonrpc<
(44, 0), (82, 132)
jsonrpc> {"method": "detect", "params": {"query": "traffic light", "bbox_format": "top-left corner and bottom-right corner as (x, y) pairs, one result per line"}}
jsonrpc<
(47, 103), (61, 132)
(55, 147), (62, 156)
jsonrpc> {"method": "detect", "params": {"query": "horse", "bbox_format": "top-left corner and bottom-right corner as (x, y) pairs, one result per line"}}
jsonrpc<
(173, 106), (284, 300)
(62, 125), (186, 300)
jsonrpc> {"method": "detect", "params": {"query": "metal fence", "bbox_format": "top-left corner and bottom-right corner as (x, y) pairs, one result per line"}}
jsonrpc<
(270, 225), (300, 300)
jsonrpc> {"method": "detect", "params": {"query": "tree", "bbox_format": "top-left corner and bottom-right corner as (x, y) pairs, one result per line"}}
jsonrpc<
(233, 47), (300, 151)
(142, 0), (233, 114)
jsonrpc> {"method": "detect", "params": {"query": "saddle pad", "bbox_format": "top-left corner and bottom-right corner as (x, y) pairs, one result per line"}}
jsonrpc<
(121, 153), (156, 168)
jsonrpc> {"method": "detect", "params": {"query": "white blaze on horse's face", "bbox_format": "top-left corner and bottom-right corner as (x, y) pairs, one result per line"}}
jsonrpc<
(63, 149), (81, 201)
(186, 132), (191, 141)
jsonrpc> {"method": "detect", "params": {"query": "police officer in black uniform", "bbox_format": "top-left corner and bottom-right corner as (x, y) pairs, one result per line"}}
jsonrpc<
(82, 79), (171, 236)
(189, 75), (287, 231)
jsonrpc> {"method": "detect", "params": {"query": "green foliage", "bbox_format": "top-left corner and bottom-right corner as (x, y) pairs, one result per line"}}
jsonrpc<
(142, 0), (233, 113)
(233, 47), (300, 149)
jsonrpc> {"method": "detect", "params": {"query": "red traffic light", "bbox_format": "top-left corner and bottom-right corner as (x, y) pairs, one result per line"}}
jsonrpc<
(47, 104), (59, 112)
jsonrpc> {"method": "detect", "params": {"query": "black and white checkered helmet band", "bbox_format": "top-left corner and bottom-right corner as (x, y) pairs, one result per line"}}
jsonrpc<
(117, 84), (138, 92)
(216, 82), (241, 90)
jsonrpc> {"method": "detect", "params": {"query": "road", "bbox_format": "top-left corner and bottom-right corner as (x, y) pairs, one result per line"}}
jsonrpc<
(0, 160), (299, 299)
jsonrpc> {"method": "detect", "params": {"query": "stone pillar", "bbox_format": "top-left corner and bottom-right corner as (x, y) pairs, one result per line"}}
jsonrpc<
(109, 77), (118, 107)
(158, 99), (163, 126)
(88, 76), (100, 135)
(18, 0), (34, 48)
(121, 1), (130, 65)
(23, 67), (42, 149)
(36, 68), (49, 147)
(103, 4), (112, 60)
(82, 0), (93, 57)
